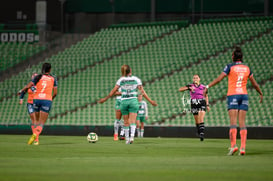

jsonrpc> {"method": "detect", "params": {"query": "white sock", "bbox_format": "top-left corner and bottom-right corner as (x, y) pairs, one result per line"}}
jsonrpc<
(120, 120), (124, 136)
(137, 128), (140, 137)
(141, 129), (144, 137)
(130, 124), (136, 139)
(124, 127), (129, 141)
(114, 120), (120, 134)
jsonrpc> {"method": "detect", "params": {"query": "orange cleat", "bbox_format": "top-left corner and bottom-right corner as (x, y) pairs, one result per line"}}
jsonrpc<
(114, 133), (118, 141)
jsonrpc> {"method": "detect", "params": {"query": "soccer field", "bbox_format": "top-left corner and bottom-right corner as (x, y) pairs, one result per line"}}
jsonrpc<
(0, 135), (272, 181)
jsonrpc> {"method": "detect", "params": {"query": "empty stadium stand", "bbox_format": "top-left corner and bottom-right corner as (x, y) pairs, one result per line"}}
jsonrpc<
(0, 18), (272, 128)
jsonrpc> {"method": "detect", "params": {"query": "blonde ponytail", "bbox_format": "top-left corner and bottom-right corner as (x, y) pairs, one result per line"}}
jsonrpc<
(121, 65), (131, 76)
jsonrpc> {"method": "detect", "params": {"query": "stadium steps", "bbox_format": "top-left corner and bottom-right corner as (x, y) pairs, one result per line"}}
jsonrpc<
(57, 22), (188, 80)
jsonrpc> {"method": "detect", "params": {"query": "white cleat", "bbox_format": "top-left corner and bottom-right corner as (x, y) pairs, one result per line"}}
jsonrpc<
(227, 146), (238, 156)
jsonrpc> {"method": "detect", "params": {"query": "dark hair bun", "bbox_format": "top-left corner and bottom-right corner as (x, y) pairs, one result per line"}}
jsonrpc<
(233, 47), (243, 61)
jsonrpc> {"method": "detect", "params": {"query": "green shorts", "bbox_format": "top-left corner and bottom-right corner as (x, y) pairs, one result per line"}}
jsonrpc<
(137, 116), (146, 123)
(120, 98), (139, 115)
(115, 99), (121, 110)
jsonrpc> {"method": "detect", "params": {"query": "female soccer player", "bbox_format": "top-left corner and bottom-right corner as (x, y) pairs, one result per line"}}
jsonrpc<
(99, 65), (157, 144)
(179, 74), (210, 141)
(19, 73), (38, 144)
(19, 63), (58, 145)
(136, 94), (148, 138)
(204, 47), (263, 155)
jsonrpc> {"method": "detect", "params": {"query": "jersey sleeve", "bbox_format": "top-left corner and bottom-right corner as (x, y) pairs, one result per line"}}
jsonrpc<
(223, 64), (231, 75)
(186, 84), (191, 91)
(135, 76), (142, 86)
(116, 77), (122, 86)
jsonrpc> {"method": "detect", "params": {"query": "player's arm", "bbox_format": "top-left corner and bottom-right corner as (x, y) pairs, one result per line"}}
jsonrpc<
(18, 82), (34, 95)
(249, 76), (263, 103)
(204, 72), (226, 95)
(52, 77), (58, 100)
(179, 86), (189, 92)
(52, 87), (57, 100)
(115, 91), (122, 96)
(208, 72), (226, 88)
(19, 89), (27, 104)
(99, 85), (120, 104)
(138, 85), (157, 106)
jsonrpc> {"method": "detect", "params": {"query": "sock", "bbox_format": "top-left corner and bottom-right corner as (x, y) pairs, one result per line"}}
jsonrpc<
(140, 129), (144, 137)
(31, 124), (35, 134)
(240, 127), (247, 150)
(196, 123), (200, 135)
(229, 125), (237, 148)
(35, 124), (44, 138)
(124, 126), (129, 141)
(137, 128), (140, 137)
(114, 119), (120, 134)
(33, 124), (38, 135)
(130, 123), (136, 139)
(199, 122), (205, 136)
(120, 120), (124, 136)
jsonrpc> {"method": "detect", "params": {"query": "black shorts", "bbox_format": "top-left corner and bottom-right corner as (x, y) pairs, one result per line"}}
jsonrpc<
(191, 99), (206, 115)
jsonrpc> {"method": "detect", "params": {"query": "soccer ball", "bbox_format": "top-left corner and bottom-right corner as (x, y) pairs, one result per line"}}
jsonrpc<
(87, 132), (98, 143)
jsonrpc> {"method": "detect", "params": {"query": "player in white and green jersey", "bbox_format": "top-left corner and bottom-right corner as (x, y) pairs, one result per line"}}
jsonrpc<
(99, 65), (157, 144)
(136, 94), (148, 138)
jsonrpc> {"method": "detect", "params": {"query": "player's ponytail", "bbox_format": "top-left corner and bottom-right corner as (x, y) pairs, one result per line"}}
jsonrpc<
(35, 63), (52, 83)
(233, 47), (243, 62)
(121, 65), (131, 76)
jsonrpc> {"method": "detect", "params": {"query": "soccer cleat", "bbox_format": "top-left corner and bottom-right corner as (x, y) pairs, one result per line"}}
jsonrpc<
(27, 134), (37, 145)
(119, 135), (125, 140)
(126, 140), (130, 144)
(239, 149), (245, 156)
(114, 133), (118, 141)
(200, 133), (204, 141)
(227, 146), (238, 156)
(33, 141), (39, 145)
(130, 138), (134, 144)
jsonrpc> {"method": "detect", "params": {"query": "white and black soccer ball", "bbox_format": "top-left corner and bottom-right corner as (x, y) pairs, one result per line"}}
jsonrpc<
(87, 132), (98, 143)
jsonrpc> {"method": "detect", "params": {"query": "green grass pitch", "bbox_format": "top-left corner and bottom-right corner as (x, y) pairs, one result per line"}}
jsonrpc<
(0, 135), (272, 181)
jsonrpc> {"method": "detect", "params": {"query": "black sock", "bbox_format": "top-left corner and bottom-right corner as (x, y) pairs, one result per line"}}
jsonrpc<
(196, 123), (200, 135)
(199, 122), (205, 135)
